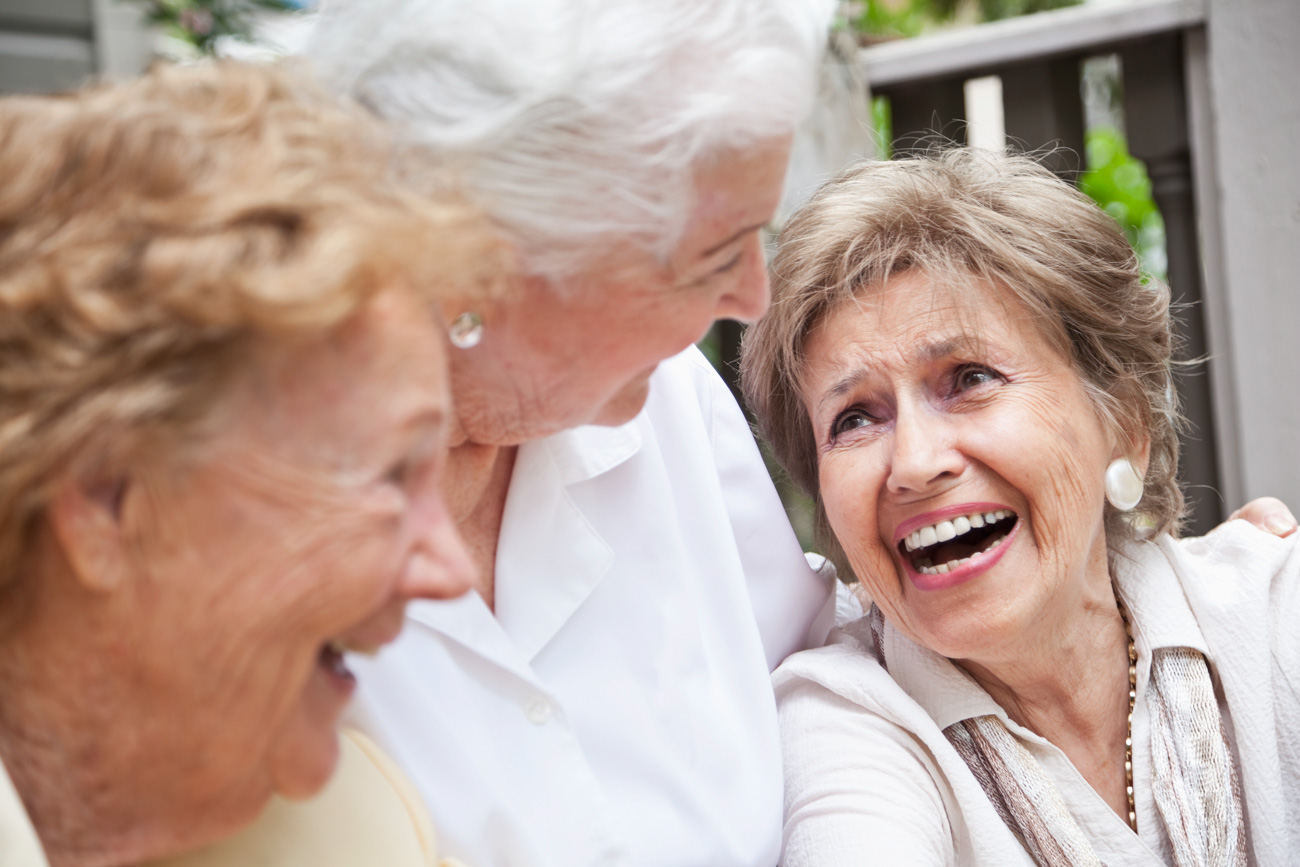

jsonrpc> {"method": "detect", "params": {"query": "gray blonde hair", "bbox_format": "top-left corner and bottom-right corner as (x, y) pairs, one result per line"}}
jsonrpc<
(741, 149), (1183, 580)
(309, 0), (833, 283)
(0, 61), (503, 584)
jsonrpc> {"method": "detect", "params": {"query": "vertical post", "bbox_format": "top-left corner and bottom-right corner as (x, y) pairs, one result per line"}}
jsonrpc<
(877, 76), (968, 151)
(999, 56), (1086, 178)
(1122, 33), (1222, 534)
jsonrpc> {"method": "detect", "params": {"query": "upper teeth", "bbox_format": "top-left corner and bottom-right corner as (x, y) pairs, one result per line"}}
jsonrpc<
(904, 509), (1013, 552)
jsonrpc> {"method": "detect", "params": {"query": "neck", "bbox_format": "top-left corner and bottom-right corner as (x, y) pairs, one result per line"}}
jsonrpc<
(443, 438), (517, 610)
(0, 580), (153, 867)
(956, 580), (1133, 821)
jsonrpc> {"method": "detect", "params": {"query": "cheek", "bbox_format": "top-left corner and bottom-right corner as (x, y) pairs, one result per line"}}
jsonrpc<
(819, 454), (897, 586)
(993, 395), (1109, 559)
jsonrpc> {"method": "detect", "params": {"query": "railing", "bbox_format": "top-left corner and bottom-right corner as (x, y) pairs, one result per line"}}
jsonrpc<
(862, 0), (1225, 534)
(0, 0), (149, 93)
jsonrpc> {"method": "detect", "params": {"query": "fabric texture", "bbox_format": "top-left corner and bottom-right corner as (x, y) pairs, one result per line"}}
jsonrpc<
(0, 752), (47, 867)
(346, 347), (834, 867)
(776, 523), (1300, 867)
(1146, 648), (1248, 867)
(148, 729), (452, 867)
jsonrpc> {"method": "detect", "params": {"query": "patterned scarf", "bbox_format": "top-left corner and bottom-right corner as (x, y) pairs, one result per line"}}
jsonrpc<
(869, 607), (1247, 867)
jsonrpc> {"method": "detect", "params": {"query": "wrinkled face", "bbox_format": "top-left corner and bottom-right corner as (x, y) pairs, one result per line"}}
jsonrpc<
(801, 270), (1120, 664)
(119, 288), (474, 829)
(451, 137), (791, 444)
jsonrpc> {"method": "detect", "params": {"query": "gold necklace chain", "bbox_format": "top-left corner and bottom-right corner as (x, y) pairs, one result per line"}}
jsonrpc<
(1117, 599), (1138, 833)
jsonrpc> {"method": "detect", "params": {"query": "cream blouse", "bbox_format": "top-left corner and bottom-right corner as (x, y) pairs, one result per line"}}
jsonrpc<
(776, 523), (1300, 866)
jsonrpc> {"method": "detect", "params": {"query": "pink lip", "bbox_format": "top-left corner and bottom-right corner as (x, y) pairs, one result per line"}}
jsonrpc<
(894, 503), (1021, 593)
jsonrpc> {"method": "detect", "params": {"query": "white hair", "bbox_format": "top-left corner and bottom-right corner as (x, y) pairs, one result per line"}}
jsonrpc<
(308, 0), (833, 282)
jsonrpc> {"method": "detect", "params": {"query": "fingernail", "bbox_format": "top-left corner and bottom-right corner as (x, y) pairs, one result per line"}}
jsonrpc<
(1267, 517), (1296, 535)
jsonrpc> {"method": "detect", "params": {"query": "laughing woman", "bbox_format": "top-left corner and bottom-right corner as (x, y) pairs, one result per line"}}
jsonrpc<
(743, 150), (1300, 866)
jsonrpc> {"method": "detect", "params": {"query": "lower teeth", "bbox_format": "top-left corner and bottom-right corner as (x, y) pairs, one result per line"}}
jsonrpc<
(915, 532), (1006, 575)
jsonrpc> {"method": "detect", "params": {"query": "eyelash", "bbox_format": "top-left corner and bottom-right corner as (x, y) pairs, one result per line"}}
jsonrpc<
(712, 251), (744, 276)
(950, 363), (1003, 394)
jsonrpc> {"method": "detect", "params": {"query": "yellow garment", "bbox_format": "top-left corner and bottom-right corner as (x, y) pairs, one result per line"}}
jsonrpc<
(0, 753), (48, 867)
(151, 729), (465, 867)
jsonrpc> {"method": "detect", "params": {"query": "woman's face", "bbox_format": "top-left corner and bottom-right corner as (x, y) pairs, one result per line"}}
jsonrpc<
(450, 137), (791, 444)
(114, 287), (473, 831)
(801, 270), (1122, 664)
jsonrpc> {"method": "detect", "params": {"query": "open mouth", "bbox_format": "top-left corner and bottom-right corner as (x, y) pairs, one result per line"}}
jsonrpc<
(899, 509), (1018, 576)
(318, 640), (356, 686)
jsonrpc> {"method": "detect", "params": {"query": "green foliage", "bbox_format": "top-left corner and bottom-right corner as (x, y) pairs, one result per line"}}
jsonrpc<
(135, 0), (304, 54)
(842, 0), (1082, 40)
(1079, 127), (1167, 280)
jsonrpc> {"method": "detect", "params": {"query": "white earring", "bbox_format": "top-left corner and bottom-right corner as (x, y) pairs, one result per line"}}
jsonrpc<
(448, 311), (483, 349)
(1105, 458), (1144, 512)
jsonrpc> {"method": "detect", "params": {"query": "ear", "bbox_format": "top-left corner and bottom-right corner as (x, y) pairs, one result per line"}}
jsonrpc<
(47, 473), (132, 594)
(1113, 431), (1153, 479)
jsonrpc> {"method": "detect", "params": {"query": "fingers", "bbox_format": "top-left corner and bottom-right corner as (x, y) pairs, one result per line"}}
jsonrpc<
(1228, 497), (1298, 538)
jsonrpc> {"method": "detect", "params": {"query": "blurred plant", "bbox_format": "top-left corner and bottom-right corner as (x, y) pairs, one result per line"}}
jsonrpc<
(134, 0), (308, 55)
(1080, 127), (1168, 281)
(839, 0), (1082, 41)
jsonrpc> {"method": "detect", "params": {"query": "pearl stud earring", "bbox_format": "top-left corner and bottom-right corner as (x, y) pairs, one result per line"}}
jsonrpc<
(448, 312), (484, 349)
(1104, 458), (1144, 512)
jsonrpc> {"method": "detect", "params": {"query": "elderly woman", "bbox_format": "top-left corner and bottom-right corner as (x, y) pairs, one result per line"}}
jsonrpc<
(303, 2), (838, 864)
(302, 3), (1294, 865)
(0, 62), (498, 865)
(742, 149), (1300, 865)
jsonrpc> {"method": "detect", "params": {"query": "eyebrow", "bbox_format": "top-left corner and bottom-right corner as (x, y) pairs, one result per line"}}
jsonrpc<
(813, 334), (987, 415)
(701, 220), (767, 257)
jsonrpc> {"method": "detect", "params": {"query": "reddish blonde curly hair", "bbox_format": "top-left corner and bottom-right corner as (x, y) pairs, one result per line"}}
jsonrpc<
(0, 60), (504, 584)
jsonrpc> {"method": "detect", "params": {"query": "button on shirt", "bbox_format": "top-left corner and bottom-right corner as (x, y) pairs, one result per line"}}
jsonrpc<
(347, 348), (834, 867)
(776, 524), (1300, 866)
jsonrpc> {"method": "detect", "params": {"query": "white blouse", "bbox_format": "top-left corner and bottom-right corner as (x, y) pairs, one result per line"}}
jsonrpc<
(347, 347), (834, 867)
(776, 523), (1300, 866)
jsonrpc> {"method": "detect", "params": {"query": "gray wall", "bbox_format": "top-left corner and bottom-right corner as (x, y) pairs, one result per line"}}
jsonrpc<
(1199, 0), (1300, 510)
(0, 0), (148, 94)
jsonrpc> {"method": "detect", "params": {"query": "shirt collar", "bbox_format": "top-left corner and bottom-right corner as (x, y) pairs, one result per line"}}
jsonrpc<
(1111, 537), (1210, 659)
(867, 536), (1210, 731)
(842, 615), (1006, 731)
(542, 416), (643, 486)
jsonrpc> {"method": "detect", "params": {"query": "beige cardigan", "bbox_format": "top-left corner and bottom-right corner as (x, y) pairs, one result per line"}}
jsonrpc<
(150, 729), (465, 867)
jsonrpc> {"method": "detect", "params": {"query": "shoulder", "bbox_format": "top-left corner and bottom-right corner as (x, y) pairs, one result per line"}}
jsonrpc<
(775, 625), (958, 867)
(647, 345), (744, 436)
(1159, 522), (1300, 615)
(775, 620), (938, 739)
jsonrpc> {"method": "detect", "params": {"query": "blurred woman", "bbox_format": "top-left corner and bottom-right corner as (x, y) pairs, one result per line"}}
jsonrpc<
(743, 150), (1300, 865)
(0, 62), (497, 866)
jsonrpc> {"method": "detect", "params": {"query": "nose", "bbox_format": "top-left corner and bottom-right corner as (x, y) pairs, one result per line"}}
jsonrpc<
(885, 400), (964, 496)
(398, 496), (476, 601)
(715, 239), (771, 324)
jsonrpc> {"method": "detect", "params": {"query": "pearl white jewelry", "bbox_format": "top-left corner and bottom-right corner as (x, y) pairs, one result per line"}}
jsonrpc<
(448, 311), (483, 349)
(1105, 458), (1144, 512)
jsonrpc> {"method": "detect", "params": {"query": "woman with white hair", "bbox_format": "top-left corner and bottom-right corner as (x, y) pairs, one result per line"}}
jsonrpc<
(305, 2), (837, 865)
(303, 2), (1295, 865)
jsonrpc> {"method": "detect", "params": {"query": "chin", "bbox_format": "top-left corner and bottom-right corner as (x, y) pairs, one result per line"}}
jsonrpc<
(269, 724), (342, 801)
